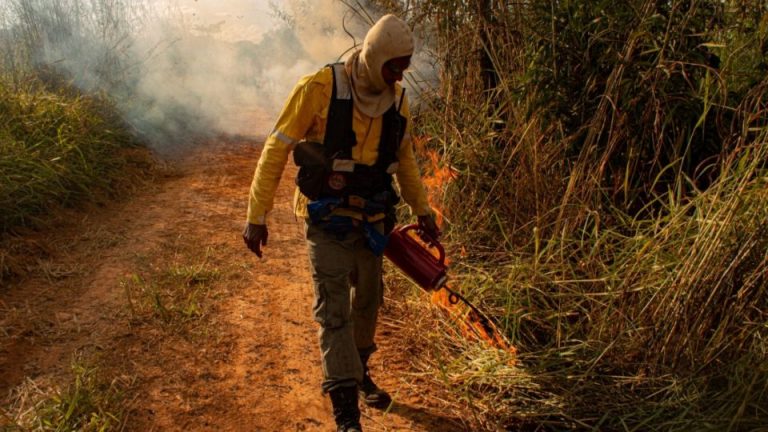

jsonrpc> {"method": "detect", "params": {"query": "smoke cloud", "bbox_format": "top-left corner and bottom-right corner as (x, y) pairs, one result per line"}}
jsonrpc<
(0, 0), (436, 151)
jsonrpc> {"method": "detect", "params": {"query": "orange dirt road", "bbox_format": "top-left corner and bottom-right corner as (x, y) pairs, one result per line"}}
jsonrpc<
(0, 138), (465, 431)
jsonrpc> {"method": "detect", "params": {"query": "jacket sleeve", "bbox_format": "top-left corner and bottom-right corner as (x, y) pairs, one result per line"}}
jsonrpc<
(247, 72), (327, 224)
(394, 94), (432, 217)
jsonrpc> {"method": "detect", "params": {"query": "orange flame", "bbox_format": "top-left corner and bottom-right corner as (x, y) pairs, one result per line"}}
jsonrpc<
(417, 138), (458, 228)
(431, 286), (517, 362)
(415, 136), (515, 361)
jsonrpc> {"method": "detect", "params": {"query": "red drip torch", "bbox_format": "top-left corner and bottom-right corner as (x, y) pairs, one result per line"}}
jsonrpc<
(384, 224), (448, 291)
(385, 225), (513, 352)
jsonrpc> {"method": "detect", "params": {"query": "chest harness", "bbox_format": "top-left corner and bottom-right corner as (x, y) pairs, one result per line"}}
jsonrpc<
(293, 63), (407, 247)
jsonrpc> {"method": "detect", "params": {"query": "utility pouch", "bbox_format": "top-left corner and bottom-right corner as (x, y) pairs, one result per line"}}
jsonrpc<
(293, 141), (327, 200)
(363, 223), (389, 256)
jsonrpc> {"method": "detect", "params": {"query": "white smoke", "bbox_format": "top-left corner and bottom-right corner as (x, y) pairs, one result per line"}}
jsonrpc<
(0, 0), (437, 150)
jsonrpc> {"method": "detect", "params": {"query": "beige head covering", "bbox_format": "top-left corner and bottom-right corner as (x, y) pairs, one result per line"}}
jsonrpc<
(344, 14), (414, 117)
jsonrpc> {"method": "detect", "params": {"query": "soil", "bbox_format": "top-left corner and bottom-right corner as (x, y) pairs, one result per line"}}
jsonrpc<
(0, 137), (467, 431)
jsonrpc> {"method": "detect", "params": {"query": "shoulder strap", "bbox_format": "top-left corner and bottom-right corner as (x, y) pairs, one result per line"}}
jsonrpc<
(331, 63), (351, 100)
(376, 91), (407, 170)
(323, 63), (355, 158)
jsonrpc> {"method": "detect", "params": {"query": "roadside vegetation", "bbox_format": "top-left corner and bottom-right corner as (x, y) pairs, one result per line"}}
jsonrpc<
(0, 79), (149, 235)
(0, 2), (154, 429)
(3, 356), (132, 432)
(369, 0), (768, 430)
(0, 1), (154, 280)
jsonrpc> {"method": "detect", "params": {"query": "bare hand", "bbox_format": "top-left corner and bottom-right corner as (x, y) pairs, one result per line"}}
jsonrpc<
(243, 223), (269, 258)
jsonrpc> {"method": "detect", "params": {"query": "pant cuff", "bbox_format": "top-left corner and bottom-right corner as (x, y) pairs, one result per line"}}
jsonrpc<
(322, 378), (358, 394)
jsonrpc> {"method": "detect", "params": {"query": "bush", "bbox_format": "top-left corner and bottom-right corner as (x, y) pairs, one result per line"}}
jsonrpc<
(0, 76), (150, 233)
(369, 0), (768, 429)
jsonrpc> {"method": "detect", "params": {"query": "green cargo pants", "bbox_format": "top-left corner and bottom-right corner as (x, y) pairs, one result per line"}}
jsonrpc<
(305, 221), (384, 393)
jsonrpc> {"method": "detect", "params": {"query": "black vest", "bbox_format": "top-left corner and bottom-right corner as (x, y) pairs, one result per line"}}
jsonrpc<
(293, 63), (407, 212)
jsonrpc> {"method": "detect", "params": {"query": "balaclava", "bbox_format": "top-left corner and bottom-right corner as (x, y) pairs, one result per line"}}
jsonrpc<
(344, 14), (414, 117)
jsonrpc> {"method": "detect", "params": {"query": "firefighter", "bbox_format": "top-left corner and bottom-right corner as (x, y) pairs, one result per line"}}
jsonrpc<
(243, 14), (439, 432)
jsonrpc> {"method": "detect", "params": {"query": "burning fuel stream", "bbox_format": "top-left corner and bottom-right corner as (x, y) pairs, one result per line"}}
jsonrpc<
(431, 285), (516, 357)
(385, 225), (516, 361)
(400, 140), (517, 359)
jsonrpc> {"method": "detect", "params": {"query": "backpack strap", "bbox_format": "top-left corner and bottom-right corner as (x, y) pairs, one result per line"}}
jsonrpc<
(323, 63), (355, 159)
(332, 63), (351, 100)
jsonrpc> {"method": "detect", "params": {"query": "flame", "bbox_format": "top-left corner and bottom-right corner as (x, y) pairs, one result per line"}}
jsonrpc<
(431, 286), (517, 362)
(411, 134), (430, 154)
(417, 138), (458, 228)
(413, 137), (515, 360)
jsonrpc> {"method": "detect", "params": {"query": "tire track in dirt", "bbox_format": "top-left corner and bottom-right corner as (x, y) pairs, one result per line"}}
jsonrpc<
(1, 138), (465, 431)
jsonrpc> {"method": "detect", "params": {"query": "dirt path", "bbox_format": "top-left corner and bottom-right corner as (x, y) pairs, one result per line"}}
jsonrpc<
(0, 138), (465, 431)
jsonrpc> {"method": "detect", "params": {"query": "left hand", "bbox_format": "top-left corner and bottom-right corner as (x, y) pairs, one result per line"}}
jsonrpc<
(242, 222), (269, 258)
(417, 213), (441, 241)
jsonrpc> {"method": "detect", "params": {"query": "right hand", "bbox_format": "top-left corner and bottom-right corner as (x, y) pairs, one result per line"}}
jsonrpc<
(243, 223), (269, 258)
(417, 213), (441, 242)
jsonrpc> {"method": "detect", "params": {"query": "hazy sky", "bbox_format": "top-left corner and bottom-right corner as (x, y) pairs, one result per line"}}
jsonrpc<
(1, 0), (437, 142)
(177, 0), (279, 42)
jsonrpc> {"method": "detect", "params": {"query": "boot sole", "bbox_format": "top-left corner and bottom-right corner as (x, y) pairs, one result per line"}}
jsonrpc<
(361, 393), (392, 410)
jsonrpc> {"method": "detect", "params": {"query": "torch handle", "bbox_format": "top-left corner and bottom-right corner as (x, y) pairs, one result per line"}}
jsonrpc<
(399, 224), (446, 265)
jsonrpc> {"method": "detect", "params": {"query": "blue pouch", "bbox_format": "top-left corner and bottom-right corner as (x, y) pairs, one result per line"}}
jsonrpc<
(363, 223), (389, 256)
(307, 197), (343, 225)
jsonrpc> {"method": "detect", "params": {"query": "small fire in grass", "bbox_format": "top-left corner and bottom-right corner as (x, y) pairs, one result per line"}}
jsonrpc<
(413, 138), (516, 360)
(415, 136), (458, 228)
(431, 286), (517, 358)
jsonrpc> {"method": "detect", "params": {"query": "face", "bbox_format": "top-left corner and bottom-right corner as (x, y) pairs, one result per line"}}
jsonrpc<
(381, 55), (411, 86)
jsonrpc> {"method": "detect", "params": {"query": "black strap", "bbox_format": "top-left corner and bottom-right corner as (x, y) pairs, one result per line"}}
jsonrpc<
(377, 103), (406, 170)
(323, 64), (355, 159)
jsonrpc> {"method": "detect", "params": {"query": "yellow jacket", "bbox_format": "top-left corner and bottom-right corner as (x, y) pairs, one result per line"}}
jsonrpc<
(247, 66), (431, 224)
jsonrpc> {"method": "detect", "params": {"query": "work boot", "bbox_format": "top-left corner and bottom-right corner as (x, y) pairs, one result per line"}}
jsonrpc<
(359, 353), (392, 409)
(329, 386), (363, 432)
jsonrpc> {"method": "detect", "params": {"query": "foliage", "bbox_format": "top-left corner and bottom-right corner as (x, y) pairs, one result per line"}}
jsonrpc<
(373, 0), (768, 430)
(2, 356), (130, 431)
(0, 0), (155, 282)
(0, 77), (149, 234)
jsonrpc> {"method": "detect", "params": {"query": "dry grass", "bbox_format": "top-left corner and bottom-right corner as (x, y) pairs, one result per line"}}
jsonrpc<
(365, 0), (768, 430)
(120, 238), (226, 336)
(1, 355), (134, 431)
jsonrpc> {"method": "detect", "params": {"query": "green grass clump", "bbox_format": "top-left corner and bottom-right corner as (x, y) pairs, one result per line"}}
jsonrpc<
(0, 76), (150, 234)
(2, 356), (130, 431)
(121, 243), (222, 333)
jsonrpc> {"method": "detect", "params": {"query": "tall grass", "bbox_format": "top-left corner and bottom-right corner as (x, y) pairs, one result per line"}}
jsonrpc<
(0, 78), (148, 234)
(0, 1), (155, 281)
(365, 0), (768, 429)
(0, 0), (148, 89)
